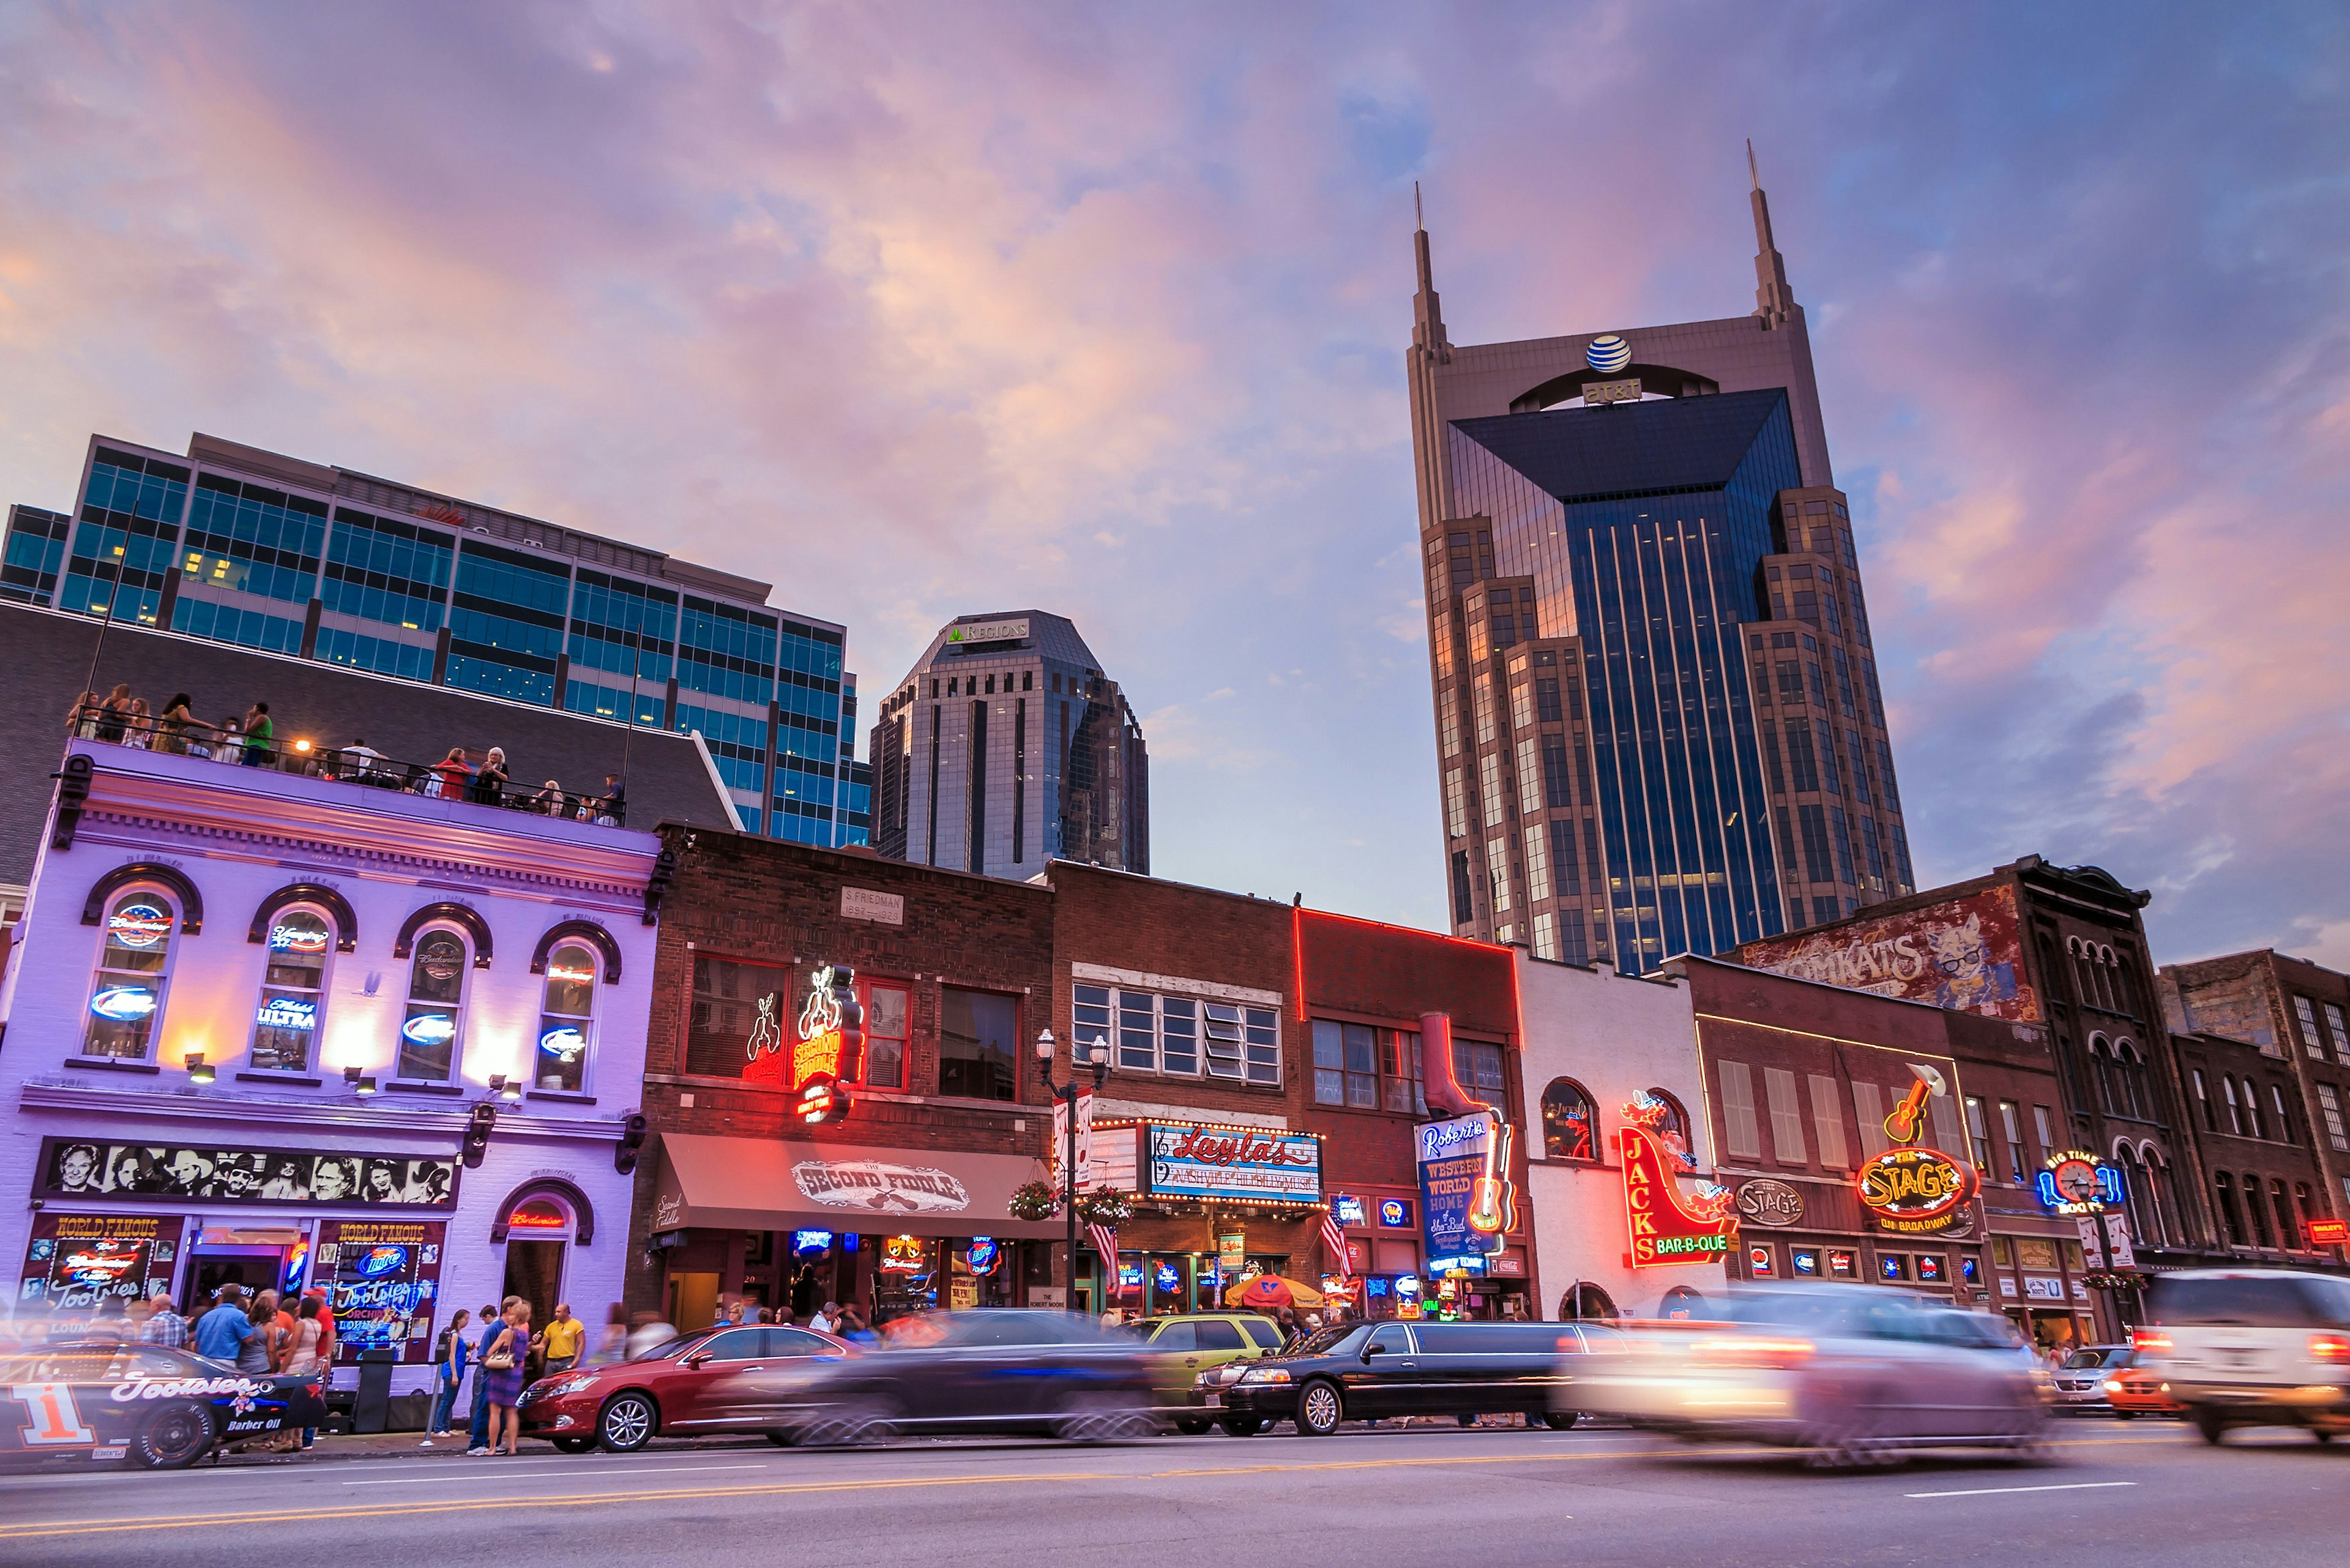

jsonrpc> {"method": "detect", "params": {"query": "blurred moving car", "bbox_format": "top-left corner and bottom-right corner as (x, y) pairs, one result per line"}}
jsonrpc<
(2102, 1362), (2185, 1419)
(1120, 1313), (1286, 1432)
(0, 1339), (327, 1469)
(1223, 1320), (1619, 1436)
(2133, 1269), (2350, 1446)
(518, 1323), (855, 1452)
(2053, 1345), (2135, 1411)
(761, 1310), (1159, 1444)
(1558, 1284), (2049, 1466)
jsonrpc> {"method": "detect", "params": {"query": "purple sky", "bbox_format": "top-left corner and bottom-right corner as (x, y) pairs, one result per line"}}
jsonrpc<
(4, 4), (2345, 970)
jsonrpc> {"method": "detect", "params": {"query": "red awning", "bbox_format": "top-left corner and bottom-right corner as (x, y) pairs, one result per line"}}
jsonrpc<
(652, 1133), (1062, 1239)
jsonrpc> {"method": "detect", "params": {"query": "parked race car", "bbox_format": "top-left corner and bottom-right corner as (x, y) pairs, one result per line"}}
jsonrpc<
(0, 1338), (328, 1468)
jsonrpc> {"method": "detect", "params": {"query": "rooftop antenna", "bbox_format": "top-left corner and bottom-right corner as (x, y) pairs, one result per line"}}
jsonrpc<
(1747, 138), (1759, 190)
(1415, 179), (1424, 231)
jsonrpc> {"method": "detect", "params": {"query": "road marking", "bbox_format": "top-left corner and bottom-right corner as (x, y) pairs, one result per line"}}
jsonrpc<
(1906, 1482), (2139, 1499)
(343, 1463), (767, 1486)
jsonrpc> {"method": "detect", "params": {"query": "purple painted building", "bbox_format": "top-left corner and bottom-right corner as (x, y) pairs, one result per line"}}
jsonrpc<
(1, 736), (661, 1406)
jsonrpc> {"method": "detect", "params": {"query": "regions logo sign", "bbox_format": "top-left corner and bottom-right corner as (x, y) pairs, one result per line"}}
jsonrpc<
(1735, 885), (2042, 1023)
(1857, 1147), (1979, 1235)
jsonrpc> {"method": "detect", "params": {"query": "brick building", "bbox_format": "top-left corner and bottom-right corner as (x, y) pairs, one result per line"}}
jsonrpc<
(2159, 950), (2350, 1257)
(628, 832), (1063, 1329)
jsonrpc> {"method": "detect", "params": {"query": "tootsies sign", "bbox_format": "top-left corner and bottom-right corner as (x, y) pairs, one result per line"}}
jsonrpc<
(35, 1138), (458, 1209)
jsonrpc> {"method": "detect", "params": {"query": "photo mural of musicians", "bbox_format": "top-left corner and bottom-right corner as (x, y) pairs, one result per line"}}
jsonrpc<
(37, 1140), (458, 1208)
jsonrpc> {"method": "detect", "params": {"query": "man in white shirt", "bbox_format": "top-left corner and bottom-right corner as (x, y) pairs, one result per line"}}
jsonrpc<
(339, 737), (387, 784)
(809, 1302), (836, 1335)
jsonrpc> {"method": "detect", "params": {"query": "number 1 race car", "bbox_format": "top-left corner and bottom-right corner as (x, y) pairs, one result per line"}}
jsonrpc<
(1, 1339), (329, 1468)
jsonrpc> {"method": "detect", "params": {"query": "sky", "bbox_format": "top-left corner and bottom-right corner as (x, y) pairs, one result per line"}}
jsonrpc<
(2, 2), (2346, 970)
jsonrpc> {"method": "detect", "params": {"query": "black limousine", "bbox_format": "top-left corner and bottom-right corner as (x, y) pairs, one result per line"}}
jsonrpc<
(1217, 1319), (1624, 1435)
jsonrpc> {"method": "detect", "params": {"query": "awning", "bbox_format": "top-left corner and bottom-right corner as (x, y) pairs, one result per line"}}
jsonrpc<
(651, 1133), (1062, 1239)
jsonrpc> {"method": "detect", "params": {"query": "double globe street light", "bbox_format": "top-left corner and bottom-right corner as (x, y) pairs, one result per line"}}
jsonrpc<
(1034, 1027), (1111, 1307)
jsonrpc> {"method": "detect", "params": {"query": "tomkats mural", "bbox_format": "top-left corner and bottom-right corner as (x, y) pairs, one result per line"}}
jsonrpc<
(1736, 886), (2042, 1023)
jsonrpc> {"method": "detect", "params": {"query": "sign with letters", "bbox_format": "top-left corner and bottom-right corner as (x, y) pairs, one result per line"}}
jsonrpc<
(1621, 1123), (1738, 1267)
(1145, 1124), (1320, 1203)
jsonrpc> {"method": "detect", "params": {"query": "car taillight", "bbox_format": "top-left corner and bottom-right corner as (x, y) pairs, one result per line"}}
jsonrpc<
(2132, 1331), (2171, 1353)
(1691, 1335), (1815, 1369)
(2311, 1334), (2350, 1362)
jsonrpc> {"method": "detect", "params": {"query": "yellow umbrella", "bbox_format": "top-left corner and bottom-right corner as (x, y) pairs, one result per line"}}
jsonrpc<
(1225, 1274), (1326, 1310)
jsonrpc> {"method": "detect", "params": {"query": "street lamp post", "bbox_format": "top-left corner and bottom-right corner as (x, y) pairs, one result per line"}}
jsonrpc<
(1035, 1027), (1110, 1309)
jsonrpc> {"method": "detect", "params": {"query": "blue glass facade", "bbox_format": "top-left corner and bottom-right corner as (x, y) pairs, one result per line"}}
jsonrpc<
(0, 506), (71, 605)
(1448, 390), (1797, 970)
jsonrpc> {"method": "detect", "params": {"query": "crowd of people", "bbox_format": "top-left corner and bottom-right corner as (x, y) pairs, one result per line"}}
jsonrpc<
(68, 688), (626, 823)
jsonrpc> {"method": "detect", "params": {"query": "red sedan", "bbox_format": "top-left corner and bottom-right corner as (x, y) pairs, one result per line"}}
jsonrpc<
(519, 1324), (857, 1452)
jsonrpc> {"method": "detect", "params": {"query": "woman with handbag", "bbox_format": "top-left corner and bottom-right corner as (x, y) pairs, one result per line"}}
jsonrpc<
(478, 1298), (532, 1455)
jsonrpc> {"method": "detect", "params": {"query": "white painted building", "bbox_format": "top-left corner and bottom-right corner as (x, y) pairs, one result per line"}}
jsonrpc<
(1, 737), (660, 1402)
(1514, 952), (1727, 1320)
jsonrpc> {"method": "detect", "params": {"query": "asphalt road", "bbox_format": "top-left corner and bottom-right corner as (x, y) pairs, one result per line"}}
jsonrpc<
(3, 1420), (2344, 1567)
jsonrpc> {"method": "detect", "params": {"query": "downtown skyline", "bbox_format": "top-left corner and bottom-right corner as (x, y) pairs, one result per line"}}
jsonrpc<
(1, 2), (2344, 972)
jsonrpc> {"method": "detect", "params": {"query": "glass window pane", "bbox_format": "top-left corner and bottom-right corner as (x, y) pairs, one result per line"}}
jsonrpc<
(535, 1015), (588, 1090)
(409, 933), (466, 1004)
(1160, 998), (1198, 1075)
(941, 987), (1017, 1102)
(398, 1004), (457, 1080)
(1312, 1019), (1343, 1070)
(542, 943), (597, 1017)
(1343, 1023), (1376, 1074)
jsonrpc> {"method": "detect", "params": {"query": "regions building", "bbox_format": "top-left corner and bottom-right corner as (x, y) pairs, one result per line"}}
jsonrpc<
(1, 733), (662, 1406)
(1, 431), (868, 847)
(866, 613), (1147, 880)
(1406, 164), (1912, 972)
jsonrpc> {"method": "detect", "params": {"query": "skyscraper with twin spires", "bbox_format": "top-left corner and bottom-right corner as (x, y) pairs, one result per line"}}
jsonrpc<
(1407, 159), (1914, 974)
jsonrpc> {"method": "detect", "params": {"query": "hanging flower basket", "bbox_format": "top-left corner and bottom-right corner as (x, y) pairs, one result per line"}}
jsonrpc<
(1007, 1181), (1058, 1222)
(1077, 1189), (1133, 1227)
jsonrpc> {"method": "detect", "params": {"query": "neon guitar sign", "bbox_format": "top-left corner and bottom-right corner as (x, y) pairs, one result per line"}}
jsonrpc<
(1466, 1116), (1517, 1238)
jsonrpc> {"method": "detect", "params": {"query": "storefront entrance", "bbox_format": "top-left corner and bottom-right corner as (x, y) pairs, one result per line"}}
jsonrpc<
(182, 1226), (305, 1313)
(502, 1240), (565, 1343)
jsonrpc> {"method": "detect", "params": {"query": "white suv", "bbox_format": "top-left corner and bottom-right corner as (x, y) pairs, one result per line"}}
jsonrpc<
(2136, 1270), (2350, 1444)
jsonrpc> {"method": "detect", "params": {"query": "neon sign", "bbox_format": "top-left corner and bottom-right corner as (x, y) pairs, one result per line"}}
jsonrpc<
(2309, 1219), (2350, 1245)
(108, 904), (172, 949)
(1856, 1146), (1979, 1235)
(1621, 1113), (1737, 1268)
(1378, 1199), (1410, 1228)
(537, 1025), (587, 1061)
(793, 1230), (834, 1256)
(401, 1013), (456, 1046)
(269, 921), (330, 954)
(2035, 1151), (2125, 1217)
(880, 1234), (926, 1274)
(255, 996), (317, 1031)
(545, 963), (595, 985)
(966, 1237), (999, 1277)
(1153, 1261), (1182, 1293)
(89, 987), (157, 1021)
(506, 1201), (567, 1230)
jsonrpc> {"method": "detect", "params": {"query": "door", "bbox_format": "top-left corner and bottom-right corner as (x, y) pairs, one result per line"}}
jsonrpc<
(666, 1327), (771, 1427)
(502, 1240), (565, 1377)
(1344, 1323), (1418, 1417)
(1144, 1321), (1198, 1400)
(668, 1271), (720, 1332)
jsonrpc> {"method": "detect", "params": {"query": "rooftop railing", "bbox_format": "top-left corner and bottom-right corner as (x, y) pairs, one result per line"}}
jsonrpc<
(68, 703), (627, 826)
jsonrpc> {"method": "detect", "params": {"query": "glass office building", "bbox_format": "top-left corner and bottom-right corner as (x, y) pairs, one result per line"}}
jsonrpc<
(2, 432), (865, 846)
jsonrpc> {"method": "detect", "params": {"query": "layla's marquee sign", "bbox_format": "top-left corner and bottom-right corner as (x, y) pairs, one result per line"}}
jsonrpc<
(1621, 1101), (1737, 1267)
(1857, 1148), (1979, 1235)
(2035, 1151), (2125, 1217)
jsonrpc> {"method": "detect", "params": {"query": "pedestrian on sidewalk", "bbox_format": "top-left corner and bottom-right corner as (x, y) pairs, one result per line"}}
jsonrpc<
(809, 1301), (837, 1335)
(193, 1284), (258, 1364)
(282, 1296), (333, 1450)
(139, 1290), (187, 1348)
(241, 1290), (286, 1375)
(586, 1302), (627, 1366)
(427, 1308), (472, 1441)
(479, 1298), (532, 1457)
(537, 1303), (584, 1375)
(466, 1301), (501, 1454)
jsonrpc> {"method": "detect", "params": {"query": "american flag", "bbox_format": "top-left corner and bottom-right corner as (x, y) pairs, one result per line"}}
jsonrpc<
(1321, 1205), (1352, 1277)
(1088, 1222), (1121, 1283)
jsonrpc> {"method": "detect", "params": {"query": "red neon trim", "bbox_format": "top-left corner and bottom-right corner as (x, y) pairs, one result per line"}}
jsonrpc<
(1297, 905), (1512, 953)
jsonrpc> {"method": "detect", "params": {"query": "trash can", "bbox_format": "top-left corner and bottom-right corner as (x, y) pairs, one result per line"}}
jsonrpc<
(353, 1349), (396, 1435)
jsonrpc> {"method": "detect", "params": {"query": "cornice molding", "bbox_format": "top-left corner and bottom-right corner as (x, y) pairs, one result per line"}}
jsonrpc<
(18, 1078), (630, 1141)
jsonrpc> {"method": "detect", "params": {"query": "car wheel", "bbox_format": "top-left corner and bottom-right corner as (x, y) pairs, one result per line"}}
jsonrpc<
(2314, 1430), (2337, 1446)
(764, 1430), (797, 1447)
(1805, 1409), (1893, 1469)
(1054, 1392), (1155, 1443)
(801, 1395), (899, 1447)
(1542, 1412), (1580, 1432)
(2193, 1409), (2228, 1446)
(2114, 1411), (2136, 1422)
(131, 1403), (215, 1469)
(548, 1436), (597, 1454)
(596, 1392), (657, 1454)
(1295, 1380), (1344, 1438)
(1218, 1418), (1267, 1437)
(1456, 1413), (1479, 1428)
(1174, 1418), (1212, 1436)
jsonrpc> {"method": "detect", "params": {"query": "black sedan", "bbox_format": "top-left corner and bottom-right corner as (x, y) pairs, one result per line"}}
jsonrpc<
(1222, 1320), (1606, 1436)
(0, 1338), (329, 1468)
(756, 1310), (1159, 1444)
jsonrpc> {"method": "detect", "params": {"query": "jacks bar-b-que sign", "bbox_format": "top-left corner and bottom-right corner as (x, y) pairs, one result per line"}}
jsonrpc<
(1621, 1105), (1738, 1267)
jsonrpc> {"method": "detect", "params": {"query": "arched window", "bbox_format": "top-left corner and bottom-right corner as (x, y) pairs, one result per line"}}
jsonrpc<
(2108, 1039), (2145, 1120)
(84, 889), (181, 1061)
(2244, 1173), (2275, 1249)
(2117, 1146), (2155, 1250)
(2190, 1068), (2215, 1132)
(2213, 1172), (2243, 1247)
(1558, 1282), (1617, 1321)
(534, 940), (599, 1093)
(2270, 1179), (2296, 1253)
(2296, 1182), (2321, 1247)
(2239, 1078), (2264, 1141)
(1644, 1088), (1698, 1171)
(2269, 1084), (2293, 1144)
(2221, 1077), (2244, 1137)
(398, 927), (472, 1082)
(251, 906), (334, 1073)
(2087, 1034), (2116, 1116)
(1542, 1078), (1596, 1162)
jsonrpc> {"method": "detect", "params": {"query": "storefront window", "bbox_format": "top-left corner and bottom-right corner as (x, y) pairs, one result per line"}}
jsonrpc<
(85, 891), (179, 1060)
(1453, 1040), (1505, 1103)
(251, 908), (332, 1072)
(863, 979), (909, 1089)
(535, 941), (598, 1091)
(941, 987), (1017, 1101)
(397, 930), (469, 1081)
(1540, 1078), (1596, 1160)
(685, 954), (789, 1078)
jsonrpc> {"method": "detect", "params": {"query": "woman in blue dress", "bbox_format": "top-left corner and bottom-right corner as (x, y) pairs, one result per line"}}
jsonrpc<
(480, 1299), (532, 1455)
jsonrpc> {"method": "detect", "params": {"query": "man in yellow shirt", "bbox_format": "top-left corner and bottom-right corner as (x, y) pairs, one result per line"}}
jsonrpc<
(537, 1304), (586, 1374)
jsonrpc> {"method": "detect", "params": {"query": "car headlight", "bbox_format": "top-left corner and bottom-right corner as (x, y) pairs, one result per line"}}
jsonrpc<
(545, 1376), (597, 1397)
(1238, 1367), (1291, 1384)
(2103, 1379), (2123, 1393)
